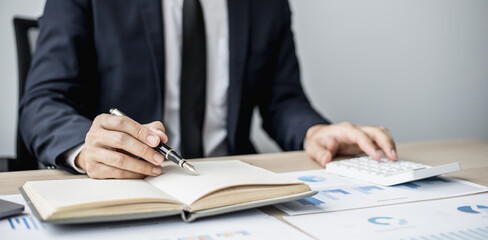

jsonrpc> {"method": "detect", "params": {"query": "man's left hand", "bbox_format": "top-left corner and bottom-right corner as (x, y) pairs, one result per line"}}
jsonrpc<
(305, 122), (397, 167)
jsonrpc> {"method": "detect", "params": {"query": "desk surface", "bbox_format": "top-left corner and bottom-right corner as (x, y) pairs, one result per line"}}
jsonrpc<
(0, 138), (487, 196)
(0, 138), (486, 239)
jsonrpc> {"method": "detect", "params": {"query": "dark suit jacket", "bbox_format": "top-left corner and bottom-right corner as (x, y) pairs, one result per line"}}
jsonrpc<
(20, 0), (329, 169)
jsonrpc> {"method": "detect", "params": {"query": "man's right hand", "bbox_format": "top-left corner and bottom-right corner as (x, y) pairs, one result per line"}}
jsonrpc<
(75, 114), (168, 179)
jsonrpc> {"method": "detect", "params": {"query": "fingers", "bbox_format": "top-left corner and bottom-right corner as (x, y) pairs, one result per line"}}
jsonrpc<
(85, 162), (147, 179)
(144, 120), (166, 133)
(78, 114), (169, 179)
(341, 123), (382, 160)
(79, 143), (163, 179)
(96, 114), (161, 147)
(86, 128), (164, 166)
(361, 126), (397, 161)
(103, 147), (163, 176)
(304, 123), (398, 166)
(305, 126), (339, 167)
(144, 121), (168, 143)
(305, 139), (334, 167)
(93, 114), (166, 164)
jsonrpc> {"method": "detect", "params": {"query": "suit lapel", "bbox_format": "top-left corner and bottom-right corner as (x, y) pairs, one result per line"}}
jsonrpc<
(227, 0), (250, 153)
(138, 0), (165, 117)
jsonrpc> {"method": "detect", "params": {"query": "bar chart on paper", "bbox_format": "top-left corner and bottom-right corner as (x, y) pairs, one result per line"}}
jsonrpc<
(0, 209), (47, 239)
(275, 169), (488, 215)
(284, 194), (488, 240)
(7, 216), (44, 231)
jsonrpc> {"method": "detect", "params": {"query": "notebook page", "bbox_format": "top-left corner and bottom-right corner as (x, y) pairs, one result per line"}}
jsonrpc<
(25, 179), (179, 209)
(145, 160), (302, 206)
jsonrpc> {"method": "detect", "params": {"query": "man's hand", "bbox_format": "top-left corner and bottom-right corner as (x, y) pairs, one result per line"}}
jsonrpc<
(305, 122), (397, 167)
(75, 114), (168, 179)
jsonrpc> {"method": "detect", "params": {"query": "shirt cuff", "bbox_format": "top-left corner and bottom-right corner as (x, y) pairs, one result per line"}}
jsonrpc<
(64, 143), (86, 174)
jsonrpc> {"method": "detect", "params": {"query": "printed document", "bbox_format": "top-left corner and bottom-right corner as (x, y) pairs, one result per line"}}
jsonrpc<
(275, 169), (488, 215)
(284, 193), (488, 240)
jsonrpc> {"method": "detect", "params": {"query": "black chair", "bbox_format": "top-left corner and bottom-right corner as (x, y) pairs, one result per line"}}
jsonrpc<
(9, 17), (40, 171)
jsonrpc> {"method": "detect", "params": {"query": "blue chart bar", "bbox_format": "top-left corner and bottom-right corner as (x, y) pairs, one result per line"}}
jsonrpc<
(354, 186), (384, 195)
(418, 177), (450, 184)
(8, 218), (15, 229)
(22, 217), (30, 229)
(30, 217), (39, 230)
(319, 189), (350, 200)
(298, 176), (326, 183)
(7, 216), (42, 231)
(297, 197), (324, 206)
(390, 183), (421, 189)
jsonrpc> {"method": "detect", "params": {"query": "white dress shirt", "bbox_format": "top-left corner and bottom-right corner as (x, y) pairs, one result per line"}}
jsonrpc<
(163, 0), (229, 157)
(65, 0), (229, 173)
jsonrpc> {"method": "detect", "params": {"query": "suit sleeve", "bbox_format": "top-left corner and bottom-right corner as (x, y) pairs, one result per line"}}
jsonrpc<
(19, 0), (96, 170)
(258, 0), (330, 151)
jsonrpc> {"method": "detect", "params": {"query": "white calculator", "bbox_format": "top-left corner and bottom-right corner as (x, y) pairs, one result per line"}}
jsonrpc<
(325, 157), (461, 186)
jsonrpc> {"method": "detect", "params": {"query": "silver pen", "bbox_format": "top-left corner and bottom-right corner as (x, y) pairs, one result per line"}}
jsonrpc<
(109, 108), (198, 174)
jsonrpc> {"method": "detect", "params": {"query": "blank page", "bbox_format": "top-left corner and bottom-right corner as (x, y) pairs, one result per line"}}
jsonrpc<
(25, 179), (179, 210)
(145, 160), (302, 206)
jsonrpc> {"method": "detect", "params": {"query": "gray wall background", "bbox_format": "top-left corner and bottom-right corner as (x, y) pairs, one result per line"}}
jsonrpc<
(1, 0), (487, 157)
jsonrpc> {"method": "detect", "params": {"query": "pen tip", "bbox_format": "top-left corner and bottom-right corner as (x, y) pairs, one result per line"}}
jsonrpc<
(183, 162), (198, 174)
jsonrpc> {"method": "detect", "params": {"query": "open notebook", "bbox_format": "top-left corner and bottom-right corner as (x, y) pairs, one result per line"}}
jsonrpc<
(20, 160), (315, 224)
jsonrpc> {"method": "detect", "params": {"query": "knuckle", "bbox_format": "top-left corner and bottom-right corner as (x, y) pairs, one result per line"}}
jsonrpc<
(315, 150), (324, 160)
(152, 121), (165, 131)
(355, 133), (370, 144)
(85, 162), (95, 173)
(93, 114), (105, 125)
(82, 146), (93, 159)
(318, 150), (327, 160)
(111, 153), (125, 167)
(140, 144), (152, 158)
(89, 173), (105, 179)
(304, 139), (313, 150)
(85, 131), (95, 143)
(85, 131), (101, 146)
(113, 132), (127, 148)
(309, 144), (320, 155)
(110, 115), (125, 128)
(86, 172), (97, 179)
(305, 144), (312, 153)
(130, 173), (145, 179)
(339, 122), (355, 129)
(135, 126), (146, 140)
(113, 170), (125, 179)
(85, 163), (102, 179)
(360, 126), (373, 132)
(135, 164), (150, 175)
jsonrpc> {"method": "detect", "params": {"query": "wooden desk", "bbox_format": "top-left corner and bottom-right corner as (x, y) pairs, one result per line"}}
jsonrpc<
(0, 139), (486, 239)
(1, 138), (487, 196)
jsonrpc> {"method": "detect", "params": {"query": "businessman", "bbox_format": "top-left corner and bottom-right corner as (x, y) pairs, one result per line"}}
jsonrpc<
(20, 0), (397, 179)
